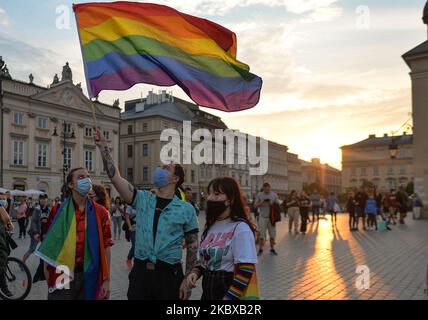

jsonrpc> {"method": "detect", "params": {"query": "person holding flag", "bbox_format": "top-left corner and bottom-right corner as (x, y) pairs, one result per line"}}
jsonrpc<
(93, 129), (199, 300)
(36, 168), (112, 300)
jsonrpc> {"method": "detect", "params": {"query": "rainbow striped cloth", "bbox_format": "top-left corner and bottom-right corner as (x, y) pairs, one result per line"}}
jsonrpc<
(73, 2), (262, 112)
(35, 198), (109, 300)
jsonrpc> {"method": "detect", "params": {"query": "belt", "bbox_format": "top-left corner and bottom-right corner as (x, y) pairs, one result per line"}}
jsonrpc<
(135, 258), (182, 272)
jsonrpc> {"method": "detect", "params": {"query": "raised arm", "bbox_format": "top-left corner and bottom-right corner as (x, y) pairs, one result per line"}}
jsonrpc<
(94, 128), (135, 204)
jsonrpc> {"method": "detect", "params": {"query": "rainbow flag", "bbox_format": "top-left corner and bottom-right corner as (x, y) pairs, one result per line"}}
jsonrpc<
(35, 198), (109, 300)
(73, 2), (262, 112)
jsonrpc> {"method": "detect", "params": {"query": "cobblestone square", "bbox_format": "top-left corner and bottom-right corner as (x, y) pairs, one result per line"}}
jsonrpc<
(10, 213), (428, 300)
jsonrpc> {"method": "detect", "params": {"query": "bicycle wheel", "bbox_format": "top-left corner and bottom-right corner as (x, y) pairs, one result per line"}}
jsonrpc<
(0, 257), (32, 300)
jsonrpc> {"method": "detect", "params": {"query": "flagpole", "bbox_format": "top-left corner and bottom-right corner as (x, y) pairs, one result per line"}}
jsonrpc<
(91, 99), (98, 130)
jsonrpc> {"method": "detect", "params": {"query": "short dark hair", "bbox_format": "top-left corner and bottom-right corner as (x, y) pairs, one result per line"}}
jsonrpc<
(39, 193), (48, 199)
(263, 182), (271, 188)
(174, 164), (185, 188)
(185, 187), (192, 192)
(65, 167), (86, 197)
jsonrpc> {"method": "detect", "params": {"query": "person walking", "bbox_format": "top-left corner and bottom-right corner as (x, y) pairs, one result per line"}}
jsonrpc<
(185, 187), (200, 216)
(412, 193), (423, 220)
(109, 197), (125, 240)
(94, 128), (199, 300)
(36, 168), (113, 300)
(22, 194), (51, 264)
(355, 187), (368, 231)
(310, 190), (321, 222)
(16, 198), (28, 239)
(298, 191), (311, 234)
(326, 192), (339, 225)
(346, 191), (357, 231)
(286, 190), (300, 234)
(254, 182), (279, 256)
(365, 192), (378, 231)
(396, 186), (409, 225)
(386, 190), (398, 225)
(186, 177), (258, 300)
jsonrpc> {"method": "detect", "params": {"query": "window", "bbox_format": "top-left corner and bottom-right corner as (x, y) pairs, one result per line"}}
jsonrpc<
(128, 125), (133, 135)
(388, 166), (394, 175)
(64, 123), (72, 134)
(127, 145), (133, 158)
(351, 168), (357, 176)
(13, 140), (24, 165)
(103, 131), (110, 140)
(127, 168), (134, 181)
(143, 123), (148, 132)
(361, 167), (367, 176)
(400, 166), (406, 175)
(63, 147), (72, 170)
(143, 167), (149, 181)
(143, 144), (149, 156)
(37, 144), (48, 168)
(13, 112), (23, 125)
(191, 170), (195, 183)
(373, 166), (379, 176)
(85, 150), (93, 171)
(37, 117), (48, 129)
(85, 127), (93, 137)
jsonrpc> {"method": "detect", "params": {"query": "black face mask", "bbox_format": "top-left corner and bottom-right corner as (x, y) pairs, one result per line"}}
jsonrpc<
(206, 200), (229, 218)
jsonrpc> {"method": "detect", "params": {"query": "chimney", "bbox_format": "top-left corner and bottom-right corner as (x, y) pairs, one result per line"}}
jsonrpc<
(403, 131), (407, 136)
(383, 133), (388, 137)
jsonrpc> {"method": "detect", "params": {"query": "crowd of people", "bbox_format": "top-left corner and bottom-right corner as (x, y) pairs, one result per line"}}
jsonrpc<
(0, 127), (425, 300)
(0, 128), (260, 300)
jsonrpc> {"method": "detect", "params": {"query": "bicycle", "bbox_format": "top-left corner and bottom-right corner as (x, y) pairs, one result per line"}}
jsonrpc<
(0, 232), (32, 300)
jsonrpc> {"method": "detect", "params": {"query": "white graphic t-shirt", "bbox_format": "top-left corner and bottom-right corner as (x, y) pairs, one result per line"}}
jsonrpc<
(198, 218), (257, 272)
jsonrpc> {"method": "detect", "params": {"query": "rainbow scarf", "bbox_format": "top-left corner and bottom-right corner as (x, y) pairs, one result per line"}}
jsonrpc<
(73, 2), (262, 112)
(35, 198), (109, 300)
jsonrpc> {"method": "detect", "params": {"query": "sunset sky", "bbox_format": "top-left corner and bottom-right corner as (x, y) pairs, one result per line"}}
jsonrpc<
(1, 0), (426, 169)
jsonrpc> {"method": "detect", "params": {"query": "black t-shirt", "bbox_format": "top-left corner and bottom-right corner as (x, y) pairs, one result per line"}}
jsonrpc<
(40, 206), (50, 237)
(153, 197), (173, 243)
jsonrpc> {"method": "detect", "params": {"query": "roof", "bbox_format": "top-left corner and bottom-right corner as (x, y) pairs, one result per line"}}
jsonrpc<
(121, 100), (191, 122)
(122, 95), (228, 128)
(402, 40), (428, 60)
(341, 134), (413, 149)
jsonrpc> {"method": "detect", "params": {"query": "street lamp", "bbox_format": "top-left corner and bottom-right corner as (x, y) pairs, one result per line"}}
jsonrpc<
(389, 137), (398, 159)
(52, 121), (76, 200)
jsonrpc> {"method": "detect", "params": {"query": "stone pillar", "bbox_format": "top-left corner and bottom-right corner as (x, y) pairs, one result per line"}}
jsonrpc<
(403, 43), (428, 218)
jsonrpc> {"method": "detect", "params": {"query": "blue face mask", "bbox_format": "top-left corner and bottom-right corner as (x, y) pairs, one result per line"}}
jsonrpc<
(153, 167), (171, 189)
(76, 178), (92, 196)
(0, 199), (7, 207)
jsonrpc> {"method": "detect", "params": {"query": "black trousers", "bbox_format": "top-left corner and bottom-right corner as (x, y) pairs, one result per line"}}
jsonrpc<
(127, 258), (184, 300)
(300, 207), (309, 232)
(312, 205), (320, 220)
(17, 218), (26, 237)
(201, 270), (234, 300)
(47, 272), (85, 300)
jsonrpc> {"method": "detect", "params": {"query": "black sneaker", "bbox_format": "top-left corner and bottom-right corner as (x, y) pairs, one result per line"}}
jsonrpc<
(257, 249), (263, 256)
(270, 249), (278, 256)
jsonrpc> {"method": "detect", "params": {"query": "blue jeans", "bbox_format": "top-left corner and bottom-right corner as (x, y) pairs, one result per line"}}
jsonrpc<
(127, 230), (136, 261)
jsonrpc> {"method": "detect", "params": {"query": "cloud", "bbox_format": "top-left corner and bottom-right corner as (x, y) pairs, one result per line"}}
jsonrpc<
(153, 0), (341, 18)
(0, 32), (82, 86)
(0, 6), (10, 27)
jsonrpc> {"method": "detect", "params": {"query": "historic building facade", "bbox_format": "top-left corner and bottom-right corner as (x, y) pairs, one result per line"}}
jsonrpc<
(341, 134), (413, 193)
(120, 91), (290, 202)
(0, 60), (120, 198)
(301, 158), (341, 195)
(287, 152), (303, 192)
(402, 1), (428, 218)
